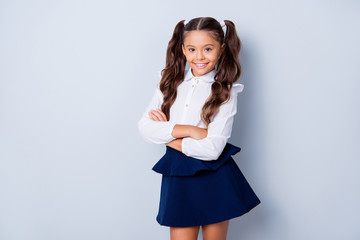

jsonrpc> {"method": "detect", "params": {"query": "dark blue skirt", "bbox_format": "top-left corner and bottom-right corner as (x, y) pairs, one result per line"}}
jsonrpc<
(152, 143), (260, 227)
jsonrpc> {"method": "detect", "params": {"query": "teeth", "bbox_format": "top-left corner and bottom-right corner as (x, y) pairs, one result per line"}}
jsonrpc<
(195, 63), (207, 67)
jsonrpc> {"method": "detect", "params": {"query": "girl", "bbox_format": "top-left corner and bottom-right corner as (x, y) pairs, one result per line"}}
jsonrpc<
(138, 17), (260, 240)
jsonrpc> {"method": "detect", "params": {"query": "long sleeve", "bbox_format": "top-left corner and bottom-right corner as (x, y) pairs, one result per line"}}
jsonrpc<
(181, 84), (244, 160)
(138, 84), (176, 144)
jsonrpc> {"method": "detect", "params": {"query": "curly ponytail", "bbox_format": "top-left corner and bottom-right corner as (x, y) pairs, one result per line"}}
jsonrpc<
(200, 19), (242, 126)
(215, 20), (241, 87)
(159, 20), (187, 121)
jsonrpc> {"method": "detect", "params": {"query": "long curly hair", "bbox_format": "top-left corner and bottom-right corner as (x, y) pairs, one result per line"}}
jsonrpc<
(159, 17), (241, 126)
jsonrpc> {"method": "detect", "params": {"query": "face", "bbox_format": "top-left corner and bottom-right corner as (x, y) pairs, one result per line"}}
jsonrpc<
(182, 30), (224, 77)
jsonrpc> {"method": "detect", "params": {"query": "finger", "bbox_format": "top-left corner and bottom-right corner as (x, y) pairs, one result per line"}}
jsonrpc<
(155, 109), (168, 121)
(148, 110), (161, 121)
(152, 111), (163, 121)
(152, 110), (166, 121)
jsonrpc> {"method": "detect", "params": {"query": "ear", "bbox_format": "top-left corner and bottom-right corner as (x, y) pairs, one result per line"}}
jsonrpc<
(182, 44), (186, 56)
(220, 43), (226, 56)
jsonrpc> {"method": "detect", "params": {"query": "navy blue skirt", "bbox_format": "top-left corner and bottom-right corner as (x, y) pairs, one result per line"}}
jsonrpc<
(152, 143), (261, 227)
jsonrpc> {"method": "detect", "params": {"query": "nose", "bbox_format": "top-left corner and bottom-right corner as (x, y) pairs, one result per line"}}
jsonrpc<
(196, 51), (205, 60)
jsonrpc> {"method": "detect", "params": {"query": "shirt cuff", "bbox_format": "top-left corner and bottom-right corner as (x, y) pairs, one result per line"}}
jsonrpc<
(181, 137), (192, 156)
(168, 121), (176, 141)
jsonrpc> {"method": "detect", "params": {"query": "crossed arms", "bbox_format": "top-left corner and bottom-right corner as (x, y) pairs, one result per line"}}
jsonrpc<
(147, 109), (208, 152)
(137, 86), (240, 161)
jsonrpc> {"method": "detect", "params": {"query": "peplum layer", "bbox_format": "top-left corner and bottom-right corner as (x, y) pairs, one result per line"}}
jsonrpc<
(152, 143), (241, 177)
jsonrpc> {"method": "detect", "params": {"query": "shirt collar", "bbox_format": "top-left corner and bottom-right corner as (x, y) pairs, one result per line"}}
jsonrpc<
(184, 69), (215, 83)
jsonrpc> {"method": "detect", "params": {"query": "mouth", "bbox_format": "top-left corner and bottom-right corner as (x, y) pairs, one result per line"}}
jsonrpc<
(194, 63), (209, 69)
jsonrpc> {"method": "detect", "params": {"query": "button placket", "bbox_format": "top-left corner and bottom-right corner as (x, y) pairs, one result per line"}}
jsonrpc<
(180, 77), (199, 123)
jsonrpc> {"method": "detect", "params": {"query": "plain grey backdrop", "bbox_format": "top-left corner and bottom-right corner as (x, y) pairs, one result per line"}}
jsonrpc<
(1, 0), (359, 239)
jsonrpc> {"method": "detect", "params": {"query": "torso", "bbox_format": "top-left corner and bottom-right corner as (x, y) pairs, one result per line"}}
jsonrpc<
(170, 77), (212, 128)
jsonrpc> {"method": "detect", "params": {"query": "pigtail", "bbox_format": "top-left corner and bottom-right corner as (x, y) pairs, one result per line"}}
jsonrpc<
(160, 20), (187, 121)
(216, 20), (241, 86)
(202, 20), (242, 126)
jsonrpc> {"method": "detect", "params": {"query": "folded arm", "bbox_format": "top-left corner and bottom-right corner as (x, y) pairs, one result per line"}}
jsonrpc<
(138, 86), (207, 145)
(166, 125), (208, 151)
(139, 83), (243, 161)
(137, 86), (176, 144)
(147, 108), (208, 152)
(181, 86), (243, 161)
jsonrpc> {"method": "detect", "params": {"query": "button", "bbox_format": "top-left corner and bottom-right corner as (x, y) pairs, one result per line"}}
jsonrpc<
(192, 85), (194, 87)
(185, 104), (189, 107)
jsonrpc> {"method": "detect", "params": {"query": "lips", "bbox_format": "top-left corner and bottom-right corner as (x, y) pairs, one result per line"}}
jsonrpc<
(194, 63), (208, 69)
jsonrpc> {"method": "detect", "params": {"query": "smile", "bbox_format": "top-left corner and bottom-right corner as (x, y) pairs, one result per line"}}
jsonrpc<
(194, 63), (209, 69)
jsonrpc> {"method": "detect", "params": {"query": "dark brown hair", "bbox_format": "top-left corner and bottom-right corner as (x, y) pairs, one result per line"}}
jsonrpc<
(159, 17), (241, 126)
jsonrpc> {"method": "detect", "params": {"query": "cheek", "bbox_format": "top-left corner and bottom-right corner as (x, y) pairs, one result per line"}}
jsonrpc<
(185, 54), (195, 61)
(208, 53), (220, 62)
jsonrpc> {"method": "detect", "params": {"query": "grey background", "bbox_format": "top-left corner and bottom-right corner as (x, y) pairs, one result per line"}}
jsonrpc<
(1, 0), (359, 239)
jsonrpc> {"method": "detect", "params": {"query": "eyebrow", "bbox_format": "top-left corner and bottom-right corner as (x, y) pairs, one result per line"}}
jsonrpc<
(185, 44), (215, 47)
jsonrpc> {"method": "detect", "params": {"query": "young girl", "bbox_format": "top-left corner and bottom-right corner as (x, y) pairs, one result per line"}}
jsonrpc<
(138, 17), (260, 240)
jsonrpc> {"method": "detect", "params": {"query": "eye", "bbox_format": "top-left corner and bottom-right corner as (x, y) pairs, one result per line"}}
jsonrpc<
(188, 48), (195, 52)
(204, 48), (212, 52)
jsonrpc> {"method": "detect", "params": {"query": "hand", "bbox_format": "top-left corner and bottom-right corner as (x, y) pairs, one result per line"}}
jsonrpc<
(190, 127), (208, 140)
(148, 109), (167, 122)
(166, 138), (182, 152)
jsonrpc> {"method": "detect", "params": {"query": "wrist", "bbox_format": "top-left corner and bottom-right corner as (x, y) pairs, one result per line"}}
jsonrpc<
(187, 125), (194, 138)
(172, 124), (193, 138)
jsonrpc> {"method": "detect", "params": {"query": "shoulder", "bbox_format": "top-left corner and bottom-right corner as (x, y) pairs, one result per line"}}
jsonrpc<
(232, 83), (244, 94)
(154, 83), (163, 98)
(220, 83), (244, 109)
(226, 83), (244, 101)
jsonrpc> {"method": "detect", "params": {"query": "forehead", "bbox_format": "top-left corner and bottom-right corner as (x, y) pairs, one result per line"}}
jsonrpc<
(183, 30), (220, 46)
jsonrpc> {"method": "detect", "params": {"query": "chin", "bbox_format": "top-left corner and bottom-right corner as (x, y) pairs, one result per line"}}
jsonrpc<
(194, 69), (211, 76)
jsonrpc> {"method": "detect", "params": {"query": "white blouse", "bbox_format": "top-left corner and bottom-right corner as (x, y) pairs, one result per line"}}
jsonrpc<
(138, 69), (244, 161)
